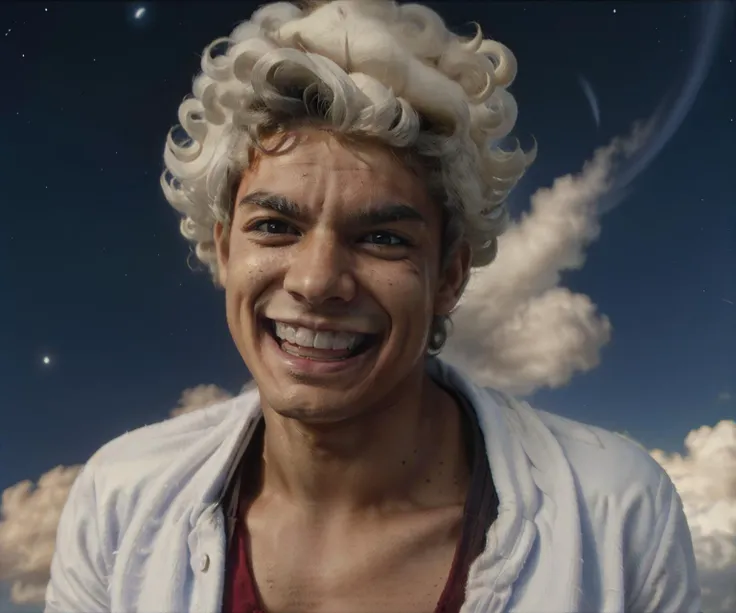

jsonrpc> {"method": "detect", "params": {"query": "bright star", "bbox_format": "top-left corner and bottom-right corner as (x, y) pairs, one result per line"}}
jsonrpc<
(134, 7), (146, 19)
(42, 355), (51, 365)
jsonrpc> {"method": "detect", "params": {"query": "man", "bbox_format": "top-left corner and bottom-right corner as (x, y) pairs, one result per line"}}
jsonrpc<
(45, 1), (701, 612)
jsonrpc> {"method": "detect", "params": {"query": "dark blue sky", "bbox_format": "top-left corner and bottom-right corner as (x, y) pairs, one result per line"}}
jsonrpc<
(1, 0), (734, 507)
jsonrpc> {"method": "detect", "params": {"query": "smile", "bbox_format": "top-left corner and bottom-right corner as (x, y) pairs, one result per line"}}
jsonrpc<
(263, 319), (378, 362)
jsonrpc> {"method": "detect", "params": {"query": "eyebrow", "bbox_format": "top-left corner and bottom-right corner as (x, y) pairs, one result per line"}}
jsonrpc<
(353, 203), (425, 226)
(238, 190), (306, 222)
(238, 190), (426, 226)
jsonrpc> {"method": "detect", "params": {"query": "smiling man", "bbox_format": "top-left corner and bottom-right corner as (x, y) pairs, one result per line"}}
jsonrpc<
(45, 1), (701, 612)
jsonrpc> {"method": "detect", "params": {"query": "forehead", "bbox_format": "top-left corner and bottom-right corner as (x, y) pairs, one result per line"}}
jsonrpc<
(240, 130), (431, 207)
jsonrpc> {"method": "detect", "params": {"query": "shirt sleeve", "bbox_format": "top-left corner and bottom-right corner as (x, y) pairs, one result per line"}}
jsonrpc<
(627, 469), (701, 613)
(44, 463), (110, 613)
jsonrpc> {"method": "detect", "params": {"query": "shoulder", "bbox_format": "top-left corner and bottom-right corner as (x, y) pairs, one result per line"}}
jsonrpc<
(533, 407), (668, 500)
(526, 406), (700, 610)
(88, 394), (243, 469)
(79, 392), (255, 531)
(522, 404), (690, 579)
(48, 393), (258, 611)
(486, 388), (677, 529)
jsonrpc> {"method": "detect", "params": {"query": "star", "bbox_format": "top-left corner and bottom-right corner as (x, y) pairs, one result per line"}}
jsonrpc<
(42, 356), (52, 366)
(134, 7), (146, 20)
(612, 9), (617, 14)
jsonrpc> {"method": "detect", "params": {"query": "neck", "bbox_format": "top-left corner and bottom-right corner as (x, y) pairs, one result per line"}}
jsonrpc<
(257, 370), (469, 514)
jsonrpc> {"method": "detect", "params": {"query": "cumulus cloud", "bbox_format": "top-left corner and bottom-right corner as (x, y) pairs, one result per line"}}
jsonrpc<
(0, 385), (232, 605)
(651, 420), (736, 613)
(444, 125), (653, 395)
(0, 465), (82, 604)
(169, 383), (234, 417)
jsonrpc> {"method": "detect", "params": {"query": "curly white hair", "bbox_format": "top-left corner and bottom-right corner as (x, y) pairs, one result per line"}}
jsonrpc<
(161, 0), (535, 284)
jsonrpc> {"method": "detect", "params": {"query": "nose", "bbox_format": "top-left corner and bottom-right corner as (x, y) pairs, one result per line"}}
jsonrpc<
(283, 230), (357, 306)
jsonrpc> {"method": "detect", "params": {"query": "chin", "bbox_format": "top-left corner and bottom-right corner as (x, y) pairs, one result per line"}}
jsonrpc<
(263, 384), (376, 424)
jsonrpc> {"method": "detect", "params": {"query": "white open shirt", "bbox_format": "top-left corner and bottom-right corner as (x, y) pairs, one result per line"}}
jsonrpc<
(45, 358), (701, 613)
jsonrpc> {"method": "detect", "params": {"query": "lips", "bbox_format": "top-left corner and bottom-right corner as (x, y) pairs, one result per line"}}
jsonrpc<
(264, 319), (377, 361)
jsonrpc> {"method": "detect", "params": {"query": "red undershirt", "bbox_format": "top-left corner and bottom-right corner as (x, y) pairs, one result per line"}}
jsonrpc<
(222, 389), (498, 613)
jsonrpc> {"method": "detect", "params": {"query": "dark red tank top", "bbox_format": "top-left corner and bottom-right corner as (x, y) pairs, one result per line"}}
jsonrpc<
(221, 389), (498, 613)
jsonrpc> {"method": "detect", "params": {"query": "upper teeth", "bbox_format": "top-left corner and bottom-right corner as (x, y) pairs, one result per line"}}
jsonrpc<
(273, 322), (364, 350)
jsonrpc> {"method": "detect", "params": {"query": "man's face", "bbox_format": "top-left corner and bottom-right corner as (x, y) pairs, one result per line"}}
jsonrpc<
(214, 128), (467, 423)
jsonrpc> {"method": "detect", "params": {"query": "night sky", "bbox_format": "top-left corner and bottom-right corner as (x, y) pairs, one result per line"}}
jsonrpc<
(1, 4), (734, 605)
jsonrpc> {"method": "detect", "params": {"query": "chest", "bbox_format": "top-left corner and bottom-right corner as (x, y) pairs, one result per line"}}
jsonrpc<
(245, 506), (464, 613)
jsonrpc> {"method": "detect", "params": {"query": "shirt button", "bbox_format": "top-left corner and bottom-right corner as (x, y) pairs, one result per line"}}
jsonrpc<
(199, 554), (210, 573)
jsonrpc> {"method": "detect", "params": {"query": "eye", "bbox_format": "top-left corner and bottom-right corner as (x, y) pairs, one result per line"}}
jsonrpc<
(362, 231), (408, 247)
(250, 219), (299, 235)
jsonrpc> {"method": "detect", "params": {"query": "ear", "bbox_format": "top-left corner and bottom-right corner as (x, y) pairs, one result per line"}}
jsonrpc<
(213, 221), (230, 287)
(434, 241), (471, 316)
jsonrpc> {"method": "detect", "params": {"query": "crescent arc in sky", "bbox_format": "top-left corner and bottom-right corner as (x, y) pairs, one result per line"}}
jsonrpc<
(600, 0), (732, 214)
(578, 75), (601, 128)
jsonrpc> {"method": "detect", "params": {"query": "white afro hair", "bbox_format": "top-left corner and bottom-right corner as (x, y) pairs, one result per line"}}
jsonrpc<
(161, 0), (536, 283)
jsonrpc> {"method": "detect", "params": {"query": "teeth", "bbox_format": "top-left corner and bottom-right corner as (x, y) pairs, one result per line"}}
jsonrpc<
(295, 327), (314, 347)
(313, 332), (335, 349)
(273, 322), (364, 350)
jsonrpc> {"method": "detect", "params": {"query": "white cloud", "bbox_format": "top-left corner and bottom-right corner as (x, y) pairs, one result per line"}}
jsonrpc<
(0, 385), (232, 605)
(169, 383), (233, 417)
(0, 465), (82, 605)
(651, 420), (736, 613)
(444, 127), (655, 395)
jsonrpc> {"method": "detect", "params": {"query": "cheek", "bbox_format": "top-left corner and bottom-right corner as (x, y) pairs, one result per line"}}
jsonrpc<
(224, 242), (282, 315)
(362, 261), (436, 333)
